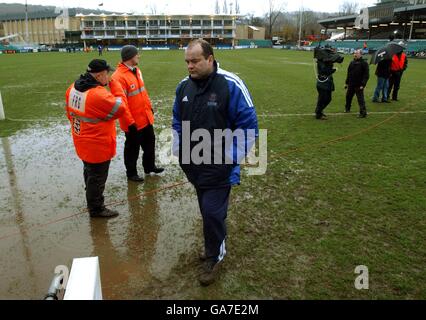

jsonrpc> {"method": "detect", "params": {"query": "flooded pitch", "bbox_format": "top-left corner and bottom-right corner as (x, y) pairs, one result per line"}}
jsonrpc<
(0, 123), (202, 299)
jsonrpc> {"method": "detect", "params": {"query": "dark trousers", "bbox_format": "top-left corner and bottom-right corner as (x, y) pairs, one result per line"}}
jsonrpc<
(124, 125), (156, 177)
(316, 89), (332, 118)
(346, 86), (367, 116)
(196, 186), (231, 262)
(83, 160), (110, 215)
(388, 71), (403, 100)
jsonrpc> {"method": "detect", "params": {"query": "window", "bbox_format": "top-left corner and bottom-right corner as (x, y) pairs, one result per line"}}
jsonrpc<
(106, 21), (114, 28)
(94, 21), (104, 28)
(116, 20), (125, 27)
(138, 20), (147, 27)
(171, 20), (180, 27)
(127, 20), (137, 27)
(192, 20), (201, 26)
(181, 20), (190, 26)
(224, 20), (233, 26)
(202, 20), (211, 26)
(214, 20), (223, 26)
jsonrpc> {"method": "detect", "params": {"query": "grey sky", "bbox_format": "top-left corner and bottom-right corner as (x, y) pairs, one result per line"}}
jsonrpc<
(2, 0), (378, 15)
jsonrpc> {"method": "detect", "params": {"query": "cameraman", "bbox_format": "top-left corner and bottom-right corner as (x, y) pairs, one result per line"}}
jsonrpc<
(345, 50), (370, 118)
(315, 45), (340, 120)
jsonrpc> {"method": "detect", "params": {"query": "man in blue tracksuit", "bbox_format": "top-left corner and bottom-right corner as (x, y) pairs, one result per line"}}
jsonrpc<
(172, 39), (258, 286)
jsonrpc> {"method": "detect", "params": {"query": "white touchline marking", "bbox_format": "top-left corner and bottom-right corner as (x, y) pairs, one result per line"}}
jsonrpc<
(259, 111), (426, 118)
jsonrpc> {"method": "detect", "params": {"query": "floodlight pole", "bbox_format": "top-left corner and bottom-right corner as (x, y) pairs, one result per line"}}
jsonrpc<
(298, 6), (303, 48)
(408, 13), (415, 41)
(25, 0), (29, 43)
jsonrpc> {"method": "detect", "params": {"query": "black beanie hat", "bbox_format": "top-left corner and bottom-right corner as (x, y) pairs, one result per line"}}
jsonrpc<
(121, 45), (138, 62)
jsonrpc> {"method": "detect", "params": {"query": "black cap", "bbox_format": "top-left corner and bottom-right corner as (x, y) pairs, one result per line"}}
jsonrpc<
(121, 45), (139, 62)
(87, 59), (114, 73)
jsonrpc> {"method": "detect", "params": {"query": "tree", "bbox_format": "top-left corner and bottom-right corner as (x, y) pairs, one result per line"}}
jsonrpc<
(149, 4), (157, 15)
(215, 0), (220, 14)
(266, 0), (286, 39)
(338, 1), (360, 16)
(223, 0), (228, 14)
(235, 0), (240, 14)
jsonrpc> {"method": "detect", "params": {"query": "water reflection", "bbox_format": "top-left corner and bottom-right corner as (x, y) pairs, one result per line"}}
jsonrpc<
(1, 137), (37, 297)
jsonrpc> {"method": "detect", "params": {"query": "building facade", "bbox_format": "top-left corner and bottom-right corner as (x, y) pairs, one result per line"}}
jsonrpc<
(78, 14), (239, 46)
(0, 9), (80, 45)
(0, 8), (265, 47)
(318, 0), (426, 40)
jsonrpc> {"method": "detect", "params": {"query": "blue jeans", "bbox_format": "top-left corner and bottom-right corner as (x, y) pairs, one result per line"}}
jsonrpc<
(373, 77), (389, 101)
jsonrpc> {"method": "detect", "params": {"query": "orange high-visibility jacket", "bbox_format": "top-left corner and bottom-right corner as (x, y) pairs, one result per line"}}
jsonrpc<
(65, 79), (127, 164)
(391, 53), (407, 72)
(112, 63), (154, 132)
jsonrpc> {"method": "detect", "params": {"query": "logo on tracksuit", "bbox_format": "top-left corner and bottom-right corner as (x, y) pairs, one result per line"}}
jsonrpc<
(208, 93), (218, 107)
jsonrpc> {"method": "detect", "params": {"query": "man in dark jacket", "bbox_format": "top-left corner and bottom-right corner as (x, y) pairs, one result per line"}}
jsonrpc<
(345, 50), (370, 118)
(172, 39), (258, 286)
(373, 59), (391, 103)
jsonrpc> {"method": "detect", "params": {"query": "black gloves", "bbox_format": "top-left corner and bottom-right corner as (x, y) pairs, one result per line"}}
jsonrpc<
(128, 124), (138, 135)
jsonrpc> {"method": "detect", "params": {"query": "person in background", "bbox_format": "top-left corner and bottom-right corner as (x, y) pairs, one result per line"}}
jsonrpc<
(345, 49), (370, 118)
(388, 50), (408, 101)
(373, 59), (391, 103)
(112, 45), (164, 182)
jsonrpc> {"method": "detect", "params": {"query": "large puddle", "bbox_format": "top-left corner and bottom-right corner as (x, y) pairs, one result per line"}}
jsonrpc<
(0, 122), (201, 299)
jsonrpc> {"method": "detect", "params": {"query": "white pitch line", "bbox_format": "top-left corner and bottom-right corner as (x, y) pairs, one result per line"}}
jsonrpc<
(259, 111), (426, 118)
(5, 111), (426, 123)
(6, 118), (66, 123)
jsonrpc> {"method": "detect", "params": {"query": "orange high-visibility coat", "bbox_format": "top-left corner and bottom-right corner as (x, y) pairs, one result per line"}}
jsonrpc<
(65, 79), (127, 164)
(391, 53), (407, 72)
(112, 63), (154, 132)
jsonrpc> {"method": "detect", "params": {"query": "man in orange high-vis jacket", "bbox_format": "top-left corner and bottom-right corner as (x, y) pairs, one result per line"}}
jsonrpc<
(66, 59), (127, 218)
(388, 51), (408, 101)
(112, 45), (164, 183)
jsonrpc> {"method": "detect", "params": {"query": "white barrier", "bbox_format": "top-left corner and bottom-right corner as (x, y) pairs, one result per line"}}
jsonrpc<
(0, 91), (5, 120)
(64, 257), (103, 300)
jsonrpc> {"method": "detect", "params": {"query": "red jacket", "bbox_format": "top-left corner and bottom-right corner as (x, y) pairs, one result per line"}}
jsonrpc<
(112, 63), (154, 132)
(65, 77), (127, 163)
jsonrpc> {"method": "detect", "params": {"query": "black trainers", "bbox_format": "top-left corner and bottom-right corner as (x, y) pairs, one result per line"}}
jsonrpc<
(128, 175), (145, 183)
(344, 109), (351, 113)
(358, 114), (367, 119)
(199, 259), (223, 287)
(316, 114), (328, 120)
(144, 167), (165, 175)
(90, 208), (119, 218)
